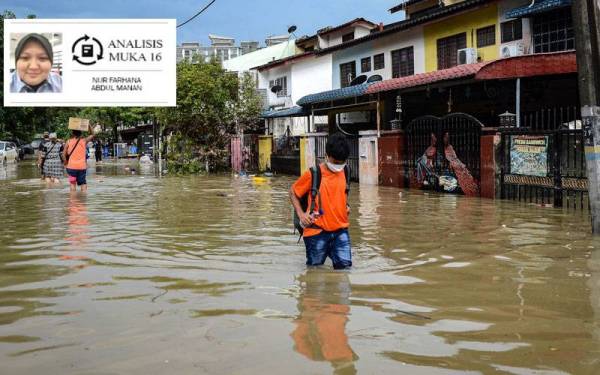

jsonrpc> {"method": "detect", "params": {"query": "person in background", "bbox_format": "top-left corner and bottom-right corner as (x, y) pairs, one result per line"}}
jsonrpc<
(10, 33), (62, 93)
(63, 125), (96, 193)
(37, 131), (50, 180)
(94, 139), (103, 163)
(40, 132), (64, 185)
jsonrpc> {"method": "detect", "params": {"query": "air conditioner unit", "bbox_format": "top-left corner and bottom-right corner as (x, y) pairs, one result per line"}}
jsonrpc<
(500, 42), (525, 58)
(457, 48), (478, 65)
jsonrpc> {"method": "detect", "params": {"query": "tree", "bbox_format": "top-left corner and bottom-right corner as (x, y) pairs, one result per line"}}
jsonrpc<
(156, 60), (262, 173)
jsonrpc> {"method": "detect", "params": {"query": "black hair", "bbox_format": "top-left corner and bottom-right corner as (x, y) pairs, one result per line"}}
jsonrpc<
(325, 132), (350, 162)
(71, 130), (82, 138)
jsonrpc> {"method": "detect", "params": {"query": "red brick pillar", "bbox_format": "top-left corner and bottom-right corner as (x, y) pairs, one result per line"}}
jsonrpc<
(378, 130), (405, 188)
(480, 131), (500, 199)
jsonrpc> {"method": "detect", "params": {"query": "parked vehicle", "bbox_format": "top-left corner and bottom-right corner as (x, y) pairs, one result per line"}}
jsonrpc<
(8, 138), (26, 160)
(0, 141), (19, 164)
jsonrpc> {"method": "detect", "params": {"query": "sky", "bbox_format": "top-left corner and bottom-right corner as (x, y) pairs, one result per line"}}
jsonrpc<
(3, 0), (404, 46)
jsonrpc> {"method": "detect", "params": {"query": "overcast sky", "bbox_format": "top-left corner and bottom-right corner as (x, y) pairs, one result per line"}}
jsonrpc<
(4, 0), (404, 45)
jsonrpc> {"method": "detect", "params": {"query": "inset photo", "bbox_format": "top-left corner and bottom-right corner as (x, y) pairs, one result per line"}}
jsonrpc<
(9, 32), (63, 93)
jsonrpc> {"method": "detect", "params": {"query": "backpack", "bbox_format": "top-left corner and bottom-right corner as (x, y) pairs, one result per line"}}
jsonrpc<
(293, 164), (350, 238)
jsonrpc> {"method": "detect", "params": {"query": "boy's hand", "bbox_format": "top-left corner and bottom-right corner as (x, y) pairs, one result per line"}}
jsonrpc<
(298, 211), (314, 227)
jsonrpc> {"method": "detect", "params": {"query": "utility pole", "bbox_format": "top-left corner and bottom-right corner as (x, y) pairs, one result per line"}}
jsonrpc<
(572, 0), (600, 233)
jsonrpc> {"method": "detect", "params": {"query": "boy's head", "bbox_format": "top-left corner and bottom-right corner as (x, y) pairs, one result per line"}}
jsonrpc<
(325, 132), (350, 163)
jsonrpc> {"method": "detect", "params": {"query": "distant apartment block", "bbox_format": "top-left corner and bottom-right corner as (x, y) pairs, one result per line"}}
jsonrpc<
(265, 34), (289, 47)
(177, 35), (261, 64)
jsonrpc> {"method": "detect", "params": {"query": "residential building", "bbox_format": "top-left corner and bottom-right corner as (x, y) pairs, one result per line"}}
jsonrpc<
(265, 34), (290, 46)
(176, 35), (262, 64)
(241, 41), (260, 55)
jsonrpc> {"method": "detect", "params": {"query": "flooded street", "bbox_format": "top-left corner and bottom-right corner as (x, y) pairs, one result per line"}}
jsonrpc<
(1, 162), (599, 374)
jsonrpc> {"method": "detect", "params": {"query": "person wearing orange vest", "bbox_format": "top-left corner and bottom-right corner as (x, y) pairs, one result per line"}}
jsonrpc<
(63, 125), (96, 192)
(290, 133), (352, 269)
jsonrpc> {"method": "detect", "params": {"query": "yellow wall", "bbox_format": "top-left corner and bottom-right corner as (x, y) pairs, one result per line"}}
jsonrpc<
(299, 137), (307, 173)
(258, 135), (272, 172)
(424, 3), (499, 72)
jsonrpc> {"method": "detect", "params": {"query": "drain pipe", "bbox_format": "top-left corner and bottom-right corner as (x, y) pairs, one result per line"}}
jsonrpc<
(516, 78), (521, 128)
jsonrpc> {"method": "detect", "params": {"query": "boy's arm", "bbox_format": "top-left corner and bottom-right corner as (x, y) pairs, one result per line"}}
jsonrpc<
(290, 171), (315, 227)
(289, 187), (313, 227)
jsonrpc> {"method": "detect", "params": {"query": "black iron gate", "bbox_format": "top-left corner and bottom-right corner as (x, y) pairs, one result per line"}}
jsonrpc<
(314, 134), (359, 181)
(405, 113), (483, 195)
(501, 129), (588, 210)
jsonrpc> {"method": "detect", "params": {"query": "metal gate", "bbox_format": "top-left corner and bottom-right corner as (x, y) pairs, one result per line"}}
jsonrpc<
(314, 134), (359, 181)
(405, 113), (483, 196)
(500, 107), (588, 210)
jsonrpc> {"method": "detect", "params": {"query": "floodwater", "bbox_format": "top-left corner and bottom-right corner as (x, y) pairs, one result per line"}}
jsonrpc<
(1, 161), (599, 375)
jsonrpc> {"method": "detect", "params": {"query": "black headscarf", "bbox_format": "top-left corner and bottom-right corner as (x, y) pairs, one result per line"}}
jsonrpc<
(15, 33), (53, 66)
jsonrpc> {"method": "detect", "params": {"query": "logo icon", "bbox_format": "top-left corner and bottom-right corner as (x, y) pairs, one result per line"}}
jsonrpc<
(72, 35), (103, 65)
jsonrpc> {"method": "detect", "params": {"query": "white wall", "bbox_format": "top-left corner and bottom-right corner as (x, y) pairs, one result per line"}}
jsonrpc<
(318, 24), (374, 48)
(332, 26), (425, 89)
(222, 40), (296, 74)
(257, 64), (293, 108)
(290, 54), (333, 105)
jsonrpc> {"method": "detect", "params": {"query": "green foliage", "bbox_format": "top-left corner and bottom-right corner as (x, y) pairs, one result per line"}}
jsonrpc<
(156, 60), (262, 173)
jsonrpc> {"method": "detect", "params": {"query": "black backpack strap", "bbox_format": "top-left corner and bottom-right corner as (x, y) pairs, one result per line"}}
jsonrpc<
(309, 165), (321, 213)
(343, 165), (350, 195)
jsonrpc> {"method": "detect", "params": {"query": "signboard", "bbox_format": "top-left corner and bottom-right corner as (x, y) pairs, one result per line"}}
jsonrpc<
(4, 19), (176, 107)
(510, 135), (549, 176)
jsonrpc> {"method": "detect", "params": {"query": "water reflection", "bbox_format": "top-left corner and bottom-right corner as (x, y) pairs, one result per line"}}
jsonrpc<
(65, 193), (90, 249)
(292, 270), (357, 375)
(1, 165), (600, 374)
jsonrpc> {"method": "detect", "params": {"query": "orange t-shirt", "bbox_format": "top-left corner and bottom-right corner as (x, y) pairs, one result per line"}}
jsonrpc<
(65, 138), (87, 170)
(292, 164), (348, 237)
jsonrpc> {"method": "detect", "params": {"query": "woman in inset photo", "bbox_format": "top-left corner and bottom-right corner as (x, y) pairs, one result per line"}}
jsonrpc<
(10, 33), (62, 93)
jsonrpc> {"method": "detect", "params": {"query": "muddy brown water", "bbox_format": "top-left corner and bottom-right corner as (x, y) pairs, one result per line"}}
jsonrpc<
(1, 162), (599, 374)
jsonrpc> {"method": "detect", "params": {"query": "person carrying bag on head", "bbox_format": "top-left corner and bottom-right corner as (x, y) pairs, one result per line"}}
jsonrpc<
(63, 125), (97, 193)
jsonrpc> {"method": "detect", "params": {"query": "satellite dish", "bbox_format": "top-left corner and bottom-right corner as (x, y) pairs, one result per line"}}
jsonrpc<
(288, 25), (297, 34)
(367, 74), (383, 83)
(270, 85), (282, 94)
(350, 75), (368, 86)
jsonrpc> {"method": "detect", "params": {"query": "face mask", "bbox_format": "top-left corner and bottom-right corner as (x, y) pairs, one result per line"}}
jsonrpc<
(326, 161), (346, 173)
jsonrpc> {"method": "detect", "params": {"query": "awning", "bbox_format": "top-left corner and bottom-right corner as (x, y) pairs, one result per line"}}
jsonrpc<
(475, 51), (576, 80)
(297, 52), (577, 106)
(296, 83), (372, 106)
(262, 106), (308, 118)
(365, 63), (486, 95)
(505, 0), (571, 19)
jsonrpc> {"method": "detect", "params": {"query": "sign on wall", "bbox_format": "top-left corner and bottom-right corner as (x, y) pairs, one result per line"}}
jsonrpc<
(510, 135), (549, 176)
(4, 19), (176, 107)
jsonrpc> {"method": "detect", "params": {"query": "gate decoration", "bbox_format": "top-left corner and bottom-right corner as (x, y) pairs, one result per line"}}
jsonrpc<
(509, 135), (549, 177)
(406, 113), (483, 196)
(500, 106), (589, 211)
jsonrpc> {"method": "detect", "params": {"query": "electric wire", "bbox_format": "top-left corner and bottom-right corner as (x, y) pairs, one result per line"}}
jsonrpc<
(177, 0), (217, 28)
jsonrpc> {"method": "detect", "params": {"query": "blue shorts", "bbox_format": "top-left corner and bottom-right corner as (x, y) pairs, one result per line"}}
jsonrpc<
(303, 228), (352, 269)
(66, 168), (87, 185)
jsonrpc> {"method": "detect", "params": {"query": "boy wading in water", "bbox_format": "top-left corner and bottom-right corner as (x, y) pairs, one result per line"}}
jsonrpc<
(290, 133), (352, 269)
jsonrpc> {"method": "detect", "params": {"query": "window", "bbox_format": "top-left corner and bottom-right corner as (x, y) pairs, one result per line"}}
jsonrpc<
(374, 53), (385, 70)
(436, 33), (467, 69)
(342, 32), (355, 43)
(361, 57), (371, 73)
(269, 77), (288, 97)
(476, 25), (496, 48)
(340, 61), (356, 88)
(391, 46), (414, 78)
(532, 8), (574, 53)
(501, 19), (523, 43)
